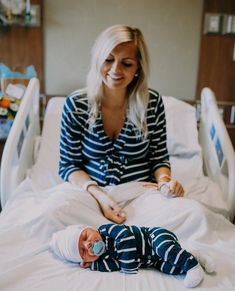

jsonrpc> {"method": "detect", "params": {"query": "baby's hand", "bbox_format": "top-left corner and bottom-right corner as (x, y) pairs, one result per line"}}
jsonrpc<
(80, 262), (92, 268)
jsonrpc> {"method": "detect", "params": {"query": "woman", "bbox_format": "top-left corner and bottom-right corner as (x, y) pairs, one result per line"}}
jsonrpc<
(59, 24), (184, 224)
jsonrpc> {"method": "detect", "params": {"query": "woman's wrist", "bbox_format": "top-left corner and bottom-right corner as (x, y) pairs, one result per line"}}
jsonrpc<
(157, 174), (171, 182)
(154, 167), (172, 183)
(83, 181), (106, 200)
(82, 180), (98, 191)
(81, 180), (105, 201)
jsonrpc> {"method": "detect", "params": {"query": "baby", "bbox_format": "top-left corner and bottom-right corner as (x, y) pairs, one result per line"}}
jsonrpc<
(50, 224), (215, 288)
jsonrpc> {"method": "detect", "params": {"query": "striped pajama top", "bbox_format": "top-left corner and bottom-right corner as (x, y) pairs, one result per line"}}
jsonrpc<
(59, 89), (170, 186)
(91, 224), (198, 275)
(92, 223), (159, 274)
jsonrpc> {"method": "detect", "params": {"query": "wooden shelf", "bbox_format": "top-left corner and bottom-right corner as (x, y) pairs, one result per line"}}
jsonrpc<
(0, 0), (44, 92)
(196, 0), (235, 103)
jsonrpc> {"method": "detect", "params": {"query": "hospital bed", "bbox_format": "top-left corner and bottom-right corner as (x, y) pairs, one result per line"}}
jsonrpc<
(0, 77), (235, 291)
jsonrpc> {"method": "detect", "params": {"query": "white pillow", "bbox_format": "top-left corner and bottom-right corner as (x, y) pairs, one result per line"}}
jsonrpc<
(30, 96), (203, 190)
(29, 97), (65, 190)
(162, 96), (200, 156)
(162, 96), (203, 184)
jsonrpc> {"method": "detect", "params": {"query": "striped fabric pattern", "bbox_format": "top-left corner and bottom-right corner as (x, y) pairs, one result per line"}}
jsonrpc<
(59, 89), (170, 186)
(148, 227), (198, 275)
(91, 224), (198, 275)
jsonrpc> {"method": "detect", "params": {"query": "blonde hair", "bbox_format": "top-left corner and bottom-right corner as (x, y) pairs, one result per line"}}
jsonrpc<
(86, 24), (150, 137)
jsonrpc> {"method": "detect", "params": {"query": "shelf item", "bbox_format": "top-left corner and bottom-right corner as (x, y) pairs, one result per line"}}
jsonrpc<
(0, 4), (40, 27)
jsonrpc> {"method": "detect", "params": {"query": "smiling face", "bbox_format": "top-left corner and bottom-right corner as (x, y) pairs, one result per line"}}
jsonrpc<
(101, 42), (138, 93)
(78, 228), (103, 263)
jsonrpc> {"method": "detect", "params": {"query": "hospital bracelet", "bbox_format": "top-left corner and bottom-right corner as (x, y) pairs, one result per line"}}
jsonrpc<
(82, 180), (98, 192)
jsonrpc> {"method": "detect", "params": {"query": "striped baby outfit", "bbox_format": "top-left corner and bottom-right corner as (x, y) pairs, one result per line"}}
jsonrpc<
(91, 224), (198, 274)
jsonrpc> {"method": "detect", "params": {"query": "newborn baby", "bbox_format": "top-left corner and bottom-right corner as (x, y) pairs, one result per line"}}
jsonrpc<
(50, 224), (215, 288)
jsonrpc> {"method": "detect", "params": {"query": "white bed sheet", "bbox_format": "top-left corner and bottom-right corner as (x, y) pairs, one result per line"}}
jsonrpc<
(1, 94), (234, 290)
(0, 181), (235, 291)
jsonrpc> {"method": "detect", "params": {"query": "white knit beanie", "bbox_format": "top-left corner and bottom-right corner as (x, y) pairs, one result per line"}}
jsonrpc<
(50, 224), (89, 263)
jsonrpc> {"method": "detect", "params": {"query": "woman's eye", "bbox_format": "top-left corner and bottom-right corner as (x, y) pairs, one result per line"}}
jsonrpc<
(105, 59), (114, 63)
(123, 63), (132, 67)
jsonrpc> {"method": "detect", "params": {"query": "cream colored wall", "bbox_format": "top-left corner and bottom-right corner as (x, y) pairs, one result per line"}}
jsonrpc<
(44, 0), (203, 100)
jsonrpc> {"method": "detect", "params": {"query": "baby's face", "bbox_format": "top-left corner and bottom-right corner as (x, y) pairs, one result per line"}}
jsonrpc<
(79, 228), (103, 262)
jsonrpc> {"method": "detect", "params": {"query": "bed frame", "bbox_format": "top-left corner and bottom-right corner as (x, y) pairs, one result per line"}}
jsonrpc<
(199, 88), (235, 221)
(1, 78), (235, 220)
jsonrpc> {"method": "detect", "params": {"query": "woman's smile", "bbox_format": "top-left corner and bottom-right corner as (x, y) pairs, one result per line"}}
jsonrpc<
(107, 74), (124, 82)
(101, 42), (138, 91)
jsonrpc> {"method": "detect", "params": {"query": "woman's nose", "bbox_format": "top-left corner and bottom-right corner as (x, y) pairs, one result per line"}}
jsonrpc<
(111, 61), (121, 73)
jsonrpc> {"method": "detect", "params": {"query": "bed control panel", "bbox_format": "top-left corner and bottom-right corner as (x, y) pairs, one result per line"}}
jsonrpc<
(210, 124), (216, 140)
(209, 123), (225, 172)
(17, 129), (25, 158)
(209, 123), (224, 166)
(215, 137), (224, 167)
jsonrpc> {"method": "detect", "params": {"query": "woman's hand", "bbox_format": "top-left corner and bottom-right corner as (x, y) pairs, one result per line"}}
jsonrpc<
(88, 185), (126, 224)
(158, 179), (184, 197)
(143, 179), (184, 198)
(96, 193), (126, 224)
(69, 172), (126, 223)
(150, 169), (184, 198)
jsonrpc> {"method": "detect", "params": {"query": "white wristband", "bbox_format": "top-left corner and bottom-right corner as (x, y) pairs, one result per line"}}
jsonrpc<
(82, 180), (98, 191)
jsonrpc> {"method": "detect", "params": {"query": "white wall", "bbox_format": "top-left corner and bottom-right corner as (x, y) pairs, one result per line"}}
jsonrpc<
(44, 0), (203, 100)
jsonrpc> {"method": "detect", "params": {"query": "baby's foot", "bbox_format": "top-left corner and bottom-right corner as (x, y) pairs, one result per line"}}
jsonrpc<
(192, 251), (216, 273)
(184, 264), (204, 288)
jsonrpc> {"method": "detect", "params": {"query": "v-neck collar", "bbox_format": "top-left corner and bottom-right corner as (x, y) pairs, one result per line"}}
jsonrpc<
(96, 115), (133, 150)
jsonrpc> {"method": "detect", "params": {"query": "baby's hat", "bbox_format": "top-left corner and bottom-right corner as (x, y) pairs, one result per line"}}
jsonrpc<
(50, 224), (88, 263)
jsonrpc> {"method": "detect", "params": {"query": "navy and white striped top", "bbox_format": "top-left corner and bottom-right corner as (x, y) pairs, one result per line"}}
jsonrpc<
(91, 224), (198, 275)
(59, 89), (170, 186)
(92, 223), (157, 274)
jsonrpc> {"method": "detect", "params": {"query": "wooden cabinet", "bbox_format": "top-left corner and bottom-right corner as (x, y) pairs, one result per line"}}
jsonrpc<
(196, 0), (235, 148)
(0, 0), (44, 92)
(0, 0), (44, 159)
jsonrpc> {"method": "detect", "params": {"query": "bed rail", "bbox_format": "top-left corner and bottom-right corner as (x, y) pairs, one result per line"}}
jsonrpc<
(0, 78), (40, 208)
(199, 88), (235, 221)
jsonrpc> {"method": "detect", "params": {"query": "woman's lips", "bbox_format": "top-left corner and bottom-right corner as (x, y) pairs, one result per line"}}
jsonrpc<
(108, 74), (124, 81)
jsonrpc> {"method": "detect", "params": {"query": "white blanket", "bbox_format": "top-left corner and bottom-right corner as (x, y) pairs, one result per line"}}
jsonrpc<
(0, 180), (235, 291)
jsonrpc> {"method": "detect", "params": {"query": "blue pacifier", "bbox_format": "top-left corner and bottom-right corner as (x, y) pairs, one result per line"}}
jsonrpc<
(92, 240), (106, 256)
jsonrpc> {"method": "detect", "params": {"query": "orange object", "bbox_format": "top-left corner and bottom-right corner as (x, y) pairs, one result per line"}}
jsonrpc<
(0, 98), (11, 109)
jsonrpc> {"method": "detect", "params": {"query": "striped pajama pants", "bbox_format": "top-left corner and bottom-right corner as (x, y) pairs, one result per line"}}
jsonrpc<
(149, 227), (198, 275)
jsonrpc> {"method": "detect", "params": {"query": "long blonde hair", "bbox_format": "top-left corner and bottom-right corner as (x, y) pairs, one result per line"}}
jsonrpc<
(86, 24), (150, 137)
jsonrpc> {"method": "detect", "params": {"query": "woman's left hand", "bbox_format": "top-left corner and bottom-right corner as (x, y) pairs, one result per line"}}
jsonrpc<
(143, 180), (184, 198)
(159, 179), (184, 197)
